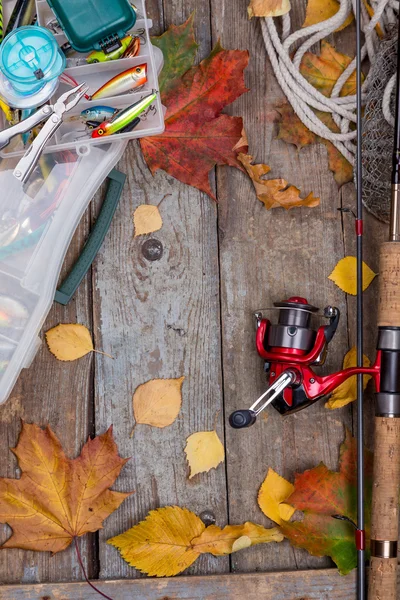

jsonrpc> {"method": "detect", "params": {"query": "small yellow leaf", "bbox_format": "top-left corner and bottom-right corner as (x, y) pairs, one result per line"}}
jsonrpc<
(45, 324), (94, 361)
(258, 468), (295, 525)
(238, 153), (320, 210)
(303, 0), (354, 32)
(133, 204), (163, 237)
(328, 256), (377, 295)
(248, 0), (291, 18)
(185, 431), (225, 479)
(191, 522), (283, 555)
(325, 347), (372, 410)
(133, 377), (184, 429)
(108, 506), (205, 577)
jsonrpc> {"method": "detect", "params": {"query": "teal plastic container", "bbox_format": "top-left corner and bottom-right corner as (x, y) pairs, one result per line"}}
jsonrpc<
(46, 0), (137, 53)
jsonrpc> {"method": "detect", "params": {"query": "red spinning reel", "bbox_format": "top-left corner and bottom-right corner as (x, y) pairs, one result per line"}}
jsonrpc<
(229, 297), (382, 429)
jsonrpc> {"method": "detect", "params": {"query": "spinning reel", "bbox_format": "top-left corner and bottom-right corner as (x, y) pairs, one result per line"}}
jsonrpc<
(229, 297), (381, 429)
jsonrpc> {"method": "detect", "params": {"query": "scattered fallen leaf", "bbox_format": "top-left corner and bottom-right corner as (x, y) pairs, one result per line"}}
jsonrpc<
(276, 104), (353, 186)
(132, 377), (184, 431)
(133, 204), (163, 237)
(279, 430), (373, 574)
(325, 347), (372, 410)
(362, 0), (383, 37)
(185, 430), (225, 478)
(248, 0), (291, 18)
(108, 506), (283, 576)
(141, 30), (249, 200)
(233, 128), (249, 152)
(191, 521), (283, 555)
(303, 0), (354, 32)
(258, 468), (295, 524)
(0, 423), (130, 553)
(151, 13), (199, 97)
(328, 256), (377, 295)
(300, 41), (359, 98)
(45, 323), (109, 361)
(238, 153), (320, 210)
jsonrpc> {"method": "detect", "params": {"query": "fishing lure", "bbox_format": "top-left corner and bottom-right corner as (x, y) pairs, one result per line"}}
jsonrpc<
(0, 296), (29, 329)
(86, 35), (138, 64)
(92, 91), (156, 138)
(5, 0), (36, 35)
(122, 36), (140, 59)
(0, 98), (14, 123)
(80, 106), (118, 125)
(90, 64), (147, 100)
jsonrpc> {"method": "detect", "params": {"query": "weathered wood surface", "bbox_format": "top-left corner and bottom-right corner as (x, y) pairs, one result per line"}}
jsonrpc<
(0, 0), (388, 594)
(0, 570), (362, 600)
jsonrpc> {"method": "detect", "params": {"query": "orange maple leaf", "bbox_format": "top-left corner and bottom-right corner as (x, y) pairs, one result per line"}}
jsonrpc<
(0, 423), (131, 553)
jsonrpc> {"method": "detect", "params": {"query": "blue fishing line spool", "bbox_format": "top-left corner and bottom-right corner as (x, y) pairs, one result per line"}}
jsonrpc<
(0, 26), (65, 108)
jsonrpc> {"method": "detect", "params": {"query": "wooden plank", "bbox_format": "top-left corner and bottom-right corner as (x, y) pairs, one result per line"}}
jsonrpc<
(91, 2), (229, 579)
(0, 212), (95, 584)
(0, 569), (360, 600)
(212, 0), (353, 573)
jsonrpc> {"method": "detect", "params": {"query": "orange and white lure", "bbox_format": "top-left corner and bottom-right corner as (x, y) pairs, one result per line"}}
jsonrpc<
(90, 64), (147, 100)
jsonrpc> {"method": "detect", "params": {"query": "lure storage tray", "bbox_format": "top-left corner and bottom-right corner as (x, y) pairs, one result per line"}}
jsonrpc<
(0, 0), (165, 158)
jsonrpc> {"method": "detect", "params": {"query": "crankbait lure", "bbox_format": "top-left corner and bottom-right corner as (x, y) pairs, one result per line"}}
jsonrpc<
(86, 35), (137, 64)
(0, 98), (14, 123)
(122, 36), (140, 59)
(80, 106), (118, 124)
(92, 91), (156, 138)
(90, 64), (147, 100)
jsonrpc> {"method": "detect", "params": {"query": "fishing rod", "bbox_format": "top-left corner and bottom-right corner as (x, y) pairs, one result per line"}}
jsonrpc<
(368, 8), (400, 600)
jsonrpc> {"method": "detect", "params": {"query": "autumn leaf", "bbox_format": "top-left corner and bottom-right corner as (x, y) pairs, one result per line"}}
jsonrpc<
(132, 377), (184, 433)
(328, 256), (377, 295)
(303, 0), (354, 32)
(248, 0), (291, 18)
(279, 430), (373, 574)
(151, 13), (199, 97)
(0, 423), (130, 553)
(325, 347), (372, 410)
(45, 323), (110, 361)
(185, 431), (225, 478)
(258, 468), (295, 524)
(108, 506), (282, 576)
(133, 205), (163, 237)
(238, 153), (320, 210)
(276, 104), (353, 186)
(141, 37), (249, 200)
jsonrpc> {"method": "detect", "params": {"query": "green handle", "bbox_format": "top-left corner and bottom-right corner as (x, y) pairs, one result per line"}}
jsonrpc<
(54, 168), (126, 306)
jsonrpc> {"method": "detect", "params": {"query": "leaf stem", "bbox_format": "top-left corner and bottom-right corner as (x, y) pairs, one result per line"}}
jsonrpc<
(92, 349), (114, 359)
(130, 422), (137, 438)
(157, 193), (172, 209)
(74, 536), (114, 600)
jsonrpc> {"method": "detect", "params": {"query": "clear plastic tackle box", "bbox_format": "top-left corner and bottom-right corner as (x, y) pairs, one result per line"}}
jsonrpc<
(0, 0), (164, 404)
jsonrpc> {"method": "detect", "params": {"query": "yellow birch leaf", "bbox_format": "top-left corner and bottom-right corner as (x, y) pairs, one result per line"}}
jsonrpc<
(303, 0), (354, 32)
(185, 430), (225, 479)
(133, 377), (184, 429)
(238, 153), (320, 210)
(328, 256), (377, 295)
(108, 506), (205, 577)
(133, 204), (163, 237)
(325, 347), (372, 410)
(191, 522), (284, 555)
(258, 468), (295, 525)
(45, 324), (96, 361)
(248, 0), (291, 18)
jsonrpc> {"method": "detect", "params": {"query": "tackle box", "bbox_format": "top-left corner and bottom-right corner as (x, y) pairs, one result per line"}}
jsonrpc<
(0, 0), (164, 405)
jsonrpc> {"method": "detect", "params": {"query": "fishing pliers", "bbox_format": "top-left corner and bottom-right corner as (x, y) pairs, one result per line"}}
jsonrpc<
(0, 83), (89, 184)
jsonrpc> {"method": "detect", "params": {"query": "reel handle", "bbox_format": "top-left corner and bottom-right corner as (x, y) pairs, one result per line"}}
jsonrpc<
(229, 409), (257, 429)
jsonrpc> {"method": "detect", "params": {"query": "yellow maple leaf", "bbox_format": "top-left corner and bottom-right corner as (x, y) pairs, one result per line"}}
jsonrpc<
(133, 204), (163, 237)
(238, 153), (320, 210)
(258, 468), (295, 524)
(328, 256), (377, 295)
(185, 430), (225, 479)
(45, 323), (110, 361)
(300, 40), (359, 98)
(248, 0), (291, 18)
(303, 0), (354, 32)
(0, 423), (130, 553)
(108, 506), (283, 577)
(325, 347), (372, 410)
(132, 377), (184, 433)
(191, 522), (283, 555)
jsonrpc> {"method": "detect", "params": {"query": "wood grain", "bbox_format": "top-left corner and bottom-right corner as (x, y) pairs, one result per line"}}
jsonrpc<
(0, 569), (361, 600)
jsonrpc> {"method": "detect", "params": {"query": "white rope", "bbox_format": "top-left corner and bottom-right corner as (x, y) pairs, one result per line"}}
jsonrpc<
(261, 0), (399, 166)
